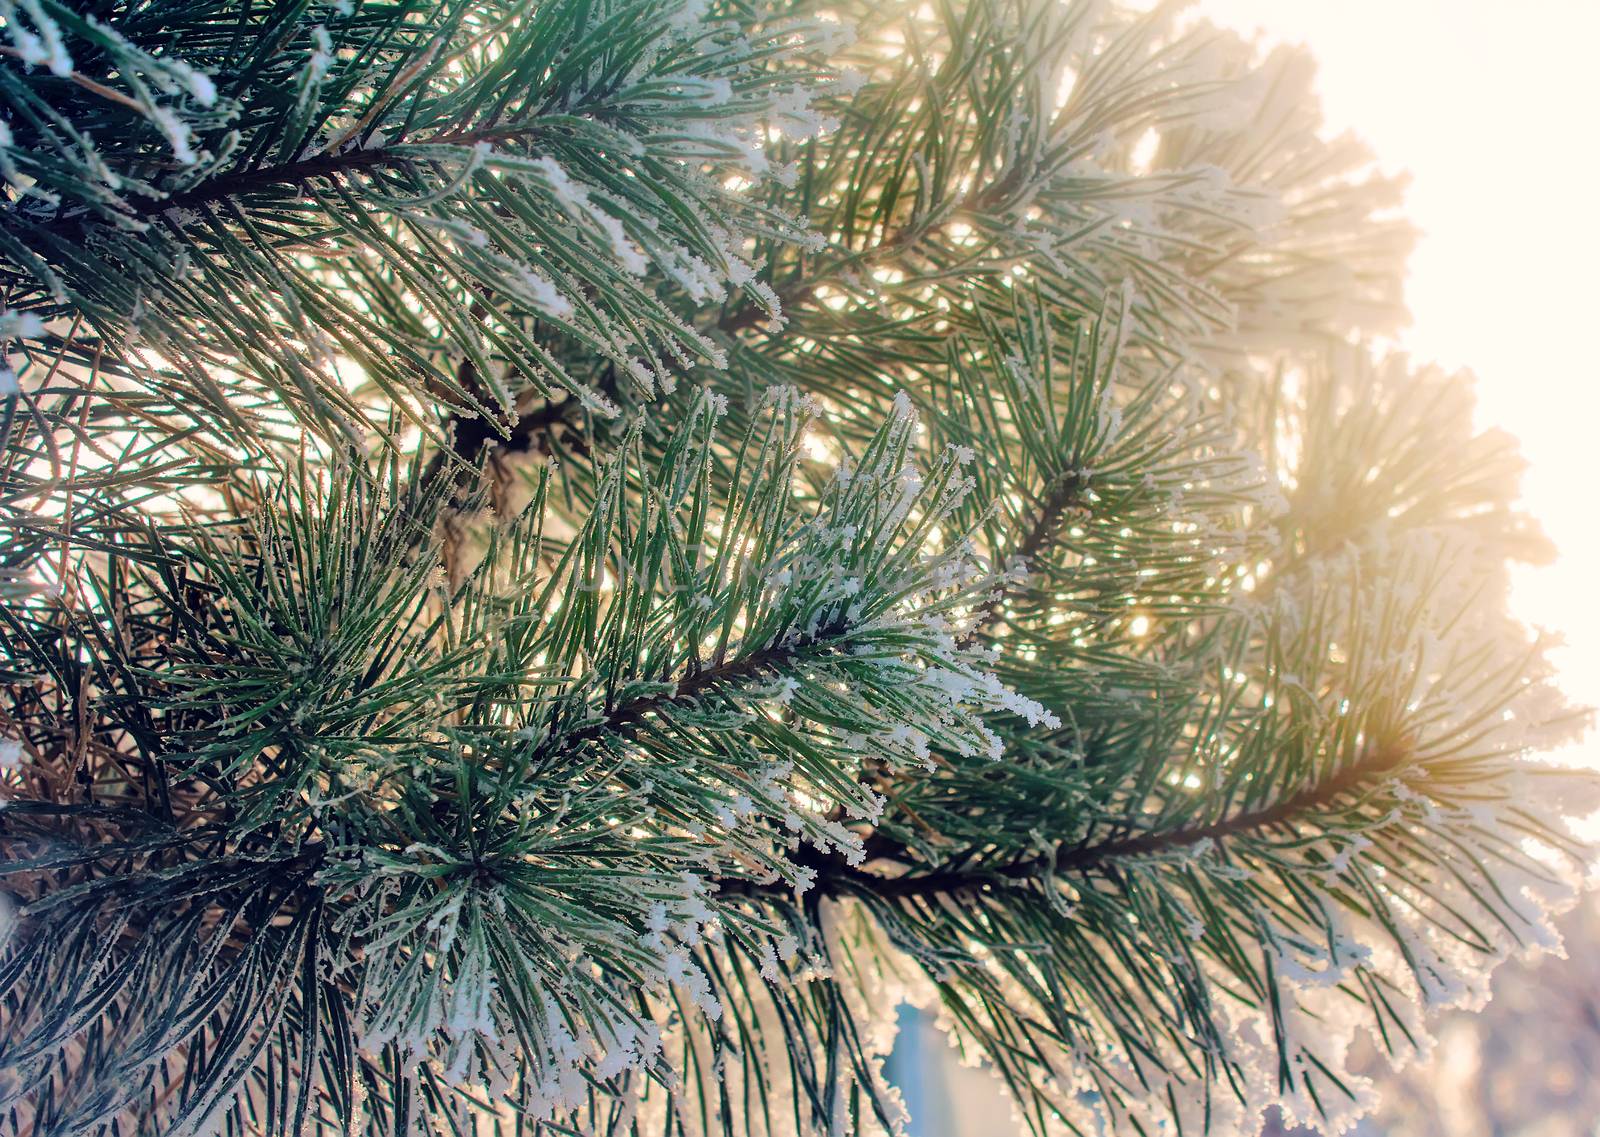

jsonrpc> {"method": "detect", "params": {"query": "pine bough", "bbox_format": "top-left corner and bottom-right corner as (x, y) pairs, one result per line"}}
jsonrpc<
(0, 1), (1592, 1135)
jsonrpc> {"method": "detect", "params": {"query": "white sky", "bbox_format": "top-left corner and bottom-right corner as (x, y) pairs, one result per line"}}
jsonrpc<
(1196, 0), (1600, 766)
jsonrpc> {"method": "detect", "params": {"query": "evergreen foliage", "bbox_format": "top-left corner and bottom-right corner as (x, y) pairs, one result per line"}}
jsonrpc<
(0, 1), (1592, 1135)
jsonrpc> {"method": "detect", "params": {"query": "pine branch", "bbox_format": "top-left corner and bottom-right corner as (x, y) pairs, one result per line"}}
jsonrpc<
(426, 189), (993, 472)
(714, 193), (994, 337)
(535, 621), (844, 764)
(3, 1), (1584, 1132)
(962, 469), (1088, 645)
(426, 220), (940, 472)
(731, 740), (1411, 902)
(51, 123), (564, 232)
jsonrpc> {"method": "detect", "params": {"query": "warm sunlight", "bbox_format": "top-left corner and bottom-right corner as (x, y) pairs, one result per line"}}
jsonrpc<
(1194, 0), (1600, 771)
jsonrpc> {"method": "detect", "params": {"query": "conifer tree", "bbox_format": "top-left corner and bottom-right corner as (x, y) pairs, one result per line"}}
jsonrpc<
(0, 1), (1592, 1135)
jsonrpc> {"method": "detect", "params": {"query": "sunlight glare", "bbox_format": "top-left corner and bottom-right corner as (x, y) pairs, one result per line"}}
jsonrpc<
(1197, 0), (1600, 778)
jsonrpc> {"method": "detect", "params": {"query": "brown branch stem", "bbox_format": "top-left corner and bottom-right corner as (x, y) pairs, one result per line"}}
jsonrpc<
(728, 742), (1409, 902)
(960, 468), (1087, 646)
(111, 124), (546, 222)
(531, 620), (849, 765)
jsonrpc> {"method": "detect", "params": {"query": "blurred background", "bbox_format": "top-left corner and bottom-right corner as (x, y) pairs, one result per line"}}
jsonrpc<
(888, 2), (1600, 1133)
